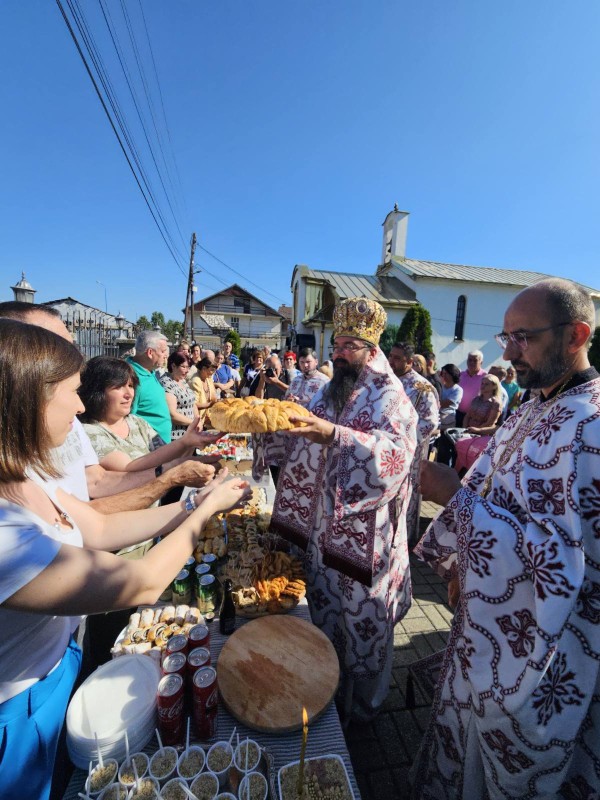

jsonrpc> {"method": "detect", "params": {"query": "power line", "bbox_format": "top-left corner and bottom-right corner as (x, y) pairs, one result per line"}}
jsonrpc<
(114, 0), (188, 250)
(136, 0), (189, 227)
(95, 0), (187, 264)
(198, 245), (289, 307)
(56, 0), (188, 279)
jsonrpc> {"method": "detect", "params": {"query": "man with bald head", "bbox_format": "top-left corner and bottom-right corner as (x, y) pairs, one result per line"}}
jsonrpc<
(411, 279), (600, 798)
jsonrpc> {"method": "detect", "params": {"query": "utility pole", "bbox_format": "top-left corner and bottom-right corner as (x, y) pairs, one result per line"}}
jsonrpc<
(187, 232), (197, 340)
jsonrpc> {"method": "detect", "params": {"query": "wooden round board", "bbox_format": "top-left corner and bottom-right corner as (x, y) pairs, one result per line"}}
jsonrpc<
(217, 615), (339, 733)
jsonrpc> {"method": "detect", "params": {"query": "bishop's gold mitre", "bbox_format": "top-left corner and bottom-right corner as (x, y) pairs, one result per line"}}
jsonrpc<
(332, 297), (387, 346)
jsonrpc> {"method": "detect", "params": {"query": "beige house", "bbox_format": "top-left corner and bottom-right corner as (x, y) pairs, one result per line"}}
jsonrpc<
(187, 284), (286, 351)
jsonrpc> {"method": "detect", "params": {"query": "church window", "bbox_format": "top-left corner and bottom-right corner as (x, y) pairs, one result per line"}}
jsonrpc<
(454, 295), (466, 340)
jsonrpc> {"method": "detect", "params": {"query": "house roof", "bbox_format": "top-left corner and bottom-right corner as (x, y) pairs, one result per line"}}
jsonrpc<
(389, 257), (600, 296)
(43, 297), (135, 324)
(198, 314), (231, 331)
(194, 283), (283, 318)
(302, 268), (416, 305)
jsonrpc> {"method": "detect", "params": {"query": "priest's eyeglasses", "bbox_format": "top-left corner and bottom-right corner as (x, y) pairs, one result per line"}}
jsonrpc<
(332, 344), (369, 353)
(494, 322), (571, 350)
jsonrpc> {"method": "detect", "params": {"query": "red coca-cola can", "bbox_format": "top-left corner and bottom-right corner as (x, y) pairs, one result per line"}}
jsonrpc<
(188, 623), (209, 649)
(156, 674), (185, 746)
(192, 666), (218, 740)
(187, 646), (211, 679)
(165, 633), (188, 660)
(162, 651), (187, 680)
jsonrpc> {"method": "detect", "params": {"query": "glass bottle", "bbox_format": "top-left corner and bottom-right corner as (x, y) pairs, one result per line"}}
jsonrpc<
(219, 578), (236, 635)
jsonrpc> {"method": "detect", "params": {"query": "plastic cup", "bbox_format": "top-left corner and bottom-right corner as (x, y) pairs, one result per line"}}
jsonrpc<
(149, 746), (178, 785)
(238, 772), (268, 800)
(86, 759), (119, 797)
(98, 783), (128, 800)
(177, 745), (205, 781)
(189, 771), (219, 800)
(118, 753), (150, 788)
(214, 794), (236, 800)
(233, 740), (260, 774)
(205, 742), (233, 789)
(127, 777), (160, 800)
(159, 777), (191, 800)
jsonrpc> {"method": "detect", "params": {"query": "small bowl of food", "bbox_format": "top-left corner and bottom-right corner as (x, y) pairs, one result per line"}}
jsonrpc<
(238, 771), (268, 800)
(149, 746), (178, 785)
(189, 771), (219, 800)
(86, 759), (119, 797)
(159, 777), (191, 800)
(127, 776), (160, 800)
(118, 753), (150, 788)
(233, 739), (261, 774)
(177, 744), (205, 781)
(206, 741), (233, 788)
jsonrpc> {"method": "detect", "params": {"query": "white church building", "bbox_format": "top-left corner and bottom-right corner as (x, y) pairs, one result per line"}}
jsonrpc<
(290, 207), (600, 368)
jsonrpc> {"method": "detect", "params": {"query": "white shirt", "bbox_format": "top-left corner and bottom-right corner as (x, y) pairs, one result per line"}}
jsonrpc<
(0, 486), (83, 703)
(45, 418), (99, 502)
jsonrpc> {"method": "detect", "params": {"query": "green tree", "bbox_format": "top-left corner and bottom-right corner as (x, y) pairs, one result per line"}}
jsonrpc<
(589, 326), (600, 371)
(225, 329), (241, 356)
(397, 304), (433, 353)
(135, 315), (152, 331)
(136, 312), (183, 344)
(379, 324), (399, 356)
(163, 319), (183, 344)
(151, 311), (166, 330)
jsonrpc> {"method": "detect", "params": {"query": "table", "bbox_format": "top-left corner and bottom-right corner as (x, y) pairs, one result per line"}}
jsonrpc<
(63, 601), (361, 799)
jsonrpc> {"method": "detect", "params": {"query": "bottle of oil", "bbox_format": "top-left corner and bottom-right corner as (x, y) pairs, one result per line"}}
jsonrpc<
(219, 578), (236, 635)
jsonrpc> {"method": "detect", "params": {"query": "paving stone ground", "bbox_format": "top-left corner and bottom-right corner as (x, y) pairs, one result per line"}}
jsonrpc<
(344, 501), (450, 800)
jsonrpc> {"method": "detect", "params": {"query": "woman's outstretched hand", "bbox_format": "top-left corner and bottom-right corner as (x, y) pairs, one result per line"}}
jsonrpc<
(192, 467), (252, 516)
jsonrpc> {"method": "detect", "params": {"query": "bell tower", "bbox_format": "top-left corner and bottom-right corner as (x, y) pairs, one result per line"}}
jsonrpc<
(381, 205), (409, 265)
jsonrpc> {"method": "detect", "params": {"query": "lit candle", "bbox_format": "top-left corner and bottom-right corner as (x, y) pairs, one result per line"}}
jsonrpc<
(297, 706), (309, 798)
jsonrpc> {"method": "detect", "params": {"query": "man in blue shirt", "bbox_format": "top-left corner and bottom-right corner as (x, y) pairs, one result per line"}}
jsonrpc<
(127, 330), (172, 442)
(213, 350), (235, 397)
(222, 340), (239, 370)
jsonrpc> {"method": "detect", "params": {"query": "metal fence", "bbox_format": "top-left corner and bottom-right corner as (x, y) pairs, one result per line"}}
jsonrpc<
(63, 312), (133, 361)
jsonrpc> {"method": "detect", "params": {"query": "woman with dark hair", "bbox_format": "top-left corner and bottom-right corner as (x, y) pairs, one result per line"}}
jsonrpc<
(189, 356), (218, 427)
(0, 319), (251, 799)
(159, 351), (198, 440)
(80, 356), (216, 474)
(439, 363), (463, 429)
(239, 348), (264, 396)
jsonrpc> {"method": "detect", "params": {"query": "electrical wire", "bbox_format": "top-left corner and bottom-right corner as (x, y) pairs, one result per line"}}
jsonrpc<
(95, 0), (188, 263)
(56, 0), (188, 278)
(136, 0), (189, 227)
(114, 0), (188, 250)
(198, 245), (288, 307)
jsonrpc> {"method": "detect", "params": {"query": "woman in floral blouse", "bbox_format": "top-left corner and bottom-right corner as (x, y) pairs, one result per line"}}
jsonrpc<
(159, 351), (199, 440)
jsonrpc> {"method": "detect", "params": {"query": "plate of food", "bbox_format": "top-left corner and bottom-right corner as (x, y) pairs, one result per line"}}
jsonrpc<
(208, 396), (310, 433)
(224, 550), (307, 618)
(110, 603), (205, 659)
(278, 754), (355, 800)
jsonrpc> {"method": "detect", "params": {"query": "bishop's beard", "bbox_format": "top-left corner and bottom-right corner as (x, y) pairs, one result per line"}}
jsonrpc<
(324, 358), (360, 416)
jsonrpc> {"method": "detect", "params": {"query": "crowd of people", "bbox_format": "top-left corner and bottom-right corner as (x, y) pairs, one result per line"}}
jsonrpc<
(1, 275), (599, 800)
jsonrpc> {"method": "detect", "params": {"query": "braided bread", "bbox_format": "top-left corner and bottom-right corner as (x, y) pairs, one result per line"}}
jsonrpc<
(209, 396), (310, 433)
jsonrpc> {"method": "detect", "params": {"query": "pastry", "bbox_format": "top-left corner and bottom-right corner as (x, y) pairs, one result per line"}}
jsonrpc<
(209, 397), (310, 433)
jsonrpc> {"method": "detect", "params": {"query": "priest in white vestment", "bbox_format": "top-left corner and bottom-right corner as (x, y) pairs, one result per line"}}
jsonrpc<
(412, 278), (600, 799)
(257, 297), (418, 720)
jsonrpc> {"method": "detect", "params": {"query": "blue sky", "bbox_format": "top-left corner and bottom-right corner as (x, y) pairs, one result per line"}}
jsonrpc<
(1, 1), (599, 324)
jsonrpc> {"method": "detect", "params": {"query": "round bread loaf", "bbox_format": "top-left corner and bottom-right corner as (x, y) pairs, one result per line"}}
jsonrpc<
(209, 397), (310, 433)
